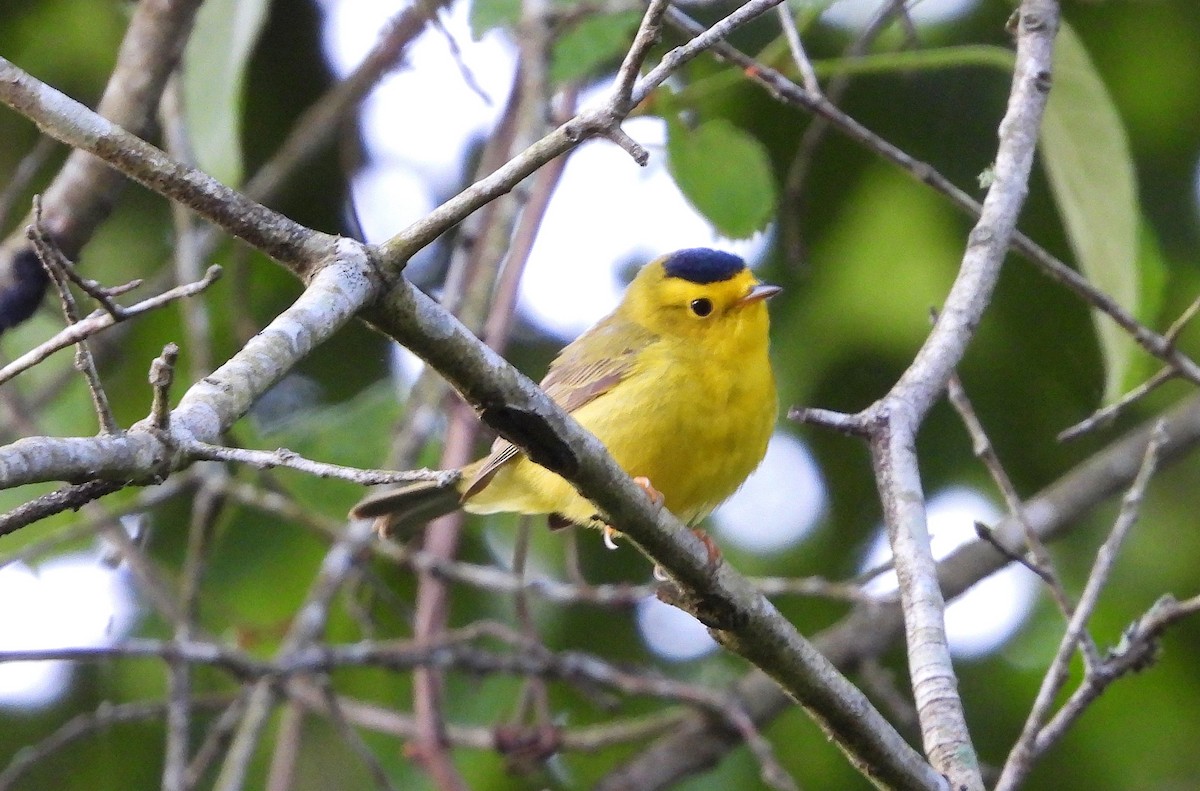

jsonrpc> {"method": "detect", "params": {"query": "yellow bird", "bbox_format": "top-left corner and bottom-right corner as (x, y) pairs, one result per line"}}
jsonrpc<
(352, 248), (779, 543)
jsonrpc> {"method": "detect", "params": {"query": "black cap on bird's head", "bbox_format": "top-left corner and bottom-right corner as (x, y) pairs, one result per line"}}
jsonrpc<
(662, 248), (746, 284)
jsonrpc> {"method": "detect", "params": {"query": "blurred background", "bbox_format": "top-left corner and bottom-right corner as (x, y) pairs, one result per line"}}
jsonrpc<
(1, 0), (1200, 788)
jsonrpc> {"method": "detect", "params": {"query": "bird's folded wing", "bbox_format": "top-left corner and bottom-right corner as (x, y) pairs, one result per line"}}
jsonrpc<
(461, 316), (656, 498)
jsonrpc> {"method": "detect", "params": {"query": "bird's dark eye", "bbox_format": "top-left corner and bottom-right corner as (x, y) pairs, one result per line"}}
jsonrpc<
(690, 298), (713, 317)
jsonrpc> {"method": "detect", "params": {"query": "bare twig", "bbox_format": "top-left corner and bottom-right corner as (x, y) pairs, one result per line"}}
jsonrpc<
(27, 211), (120, 434)
(1058, 366), (1178, 442)
(612, 0), (670, 115)
(0, 479), (127, 537)
(1164, 292), (1200, 345)
(947, 372), (1081, 628)
(788, 406), (871, 437)
(264, 702), (304, 791)
(187, 441), (460, 487)
(1058, 287), (1200, 442)
(1034, 593), (1200, 750)
(149, 343), (180, 431)
(185, 692), (254, 790)
(0, 264), (221, 386)
(994, 420), (1169, 791)
(775, 3), (820, 95)
(286, 678), (687, 753)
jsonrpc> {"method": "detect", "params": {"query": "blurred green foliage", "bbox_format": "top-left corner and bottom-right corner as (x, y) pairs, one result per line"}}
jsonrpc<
(3, 0), (1200, 790)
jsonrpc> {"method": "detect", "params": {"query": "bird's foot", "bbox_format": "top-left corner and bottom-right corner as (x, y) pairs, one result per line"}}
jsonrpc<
(594, 479), (666, 554)
(633, 476), (664, 508)
(651, 528), (722, 581)
(691, 527), (722, 571)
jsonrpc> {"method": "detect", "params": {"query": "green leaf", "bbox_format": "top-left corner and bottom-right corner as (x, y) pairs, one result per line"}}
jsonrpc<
(1040, 21), (1142, 402)
(469, 0), (520, 39)
(666, 118), (777, 239)
(182, 0), (270, 185)
(549, 11), (642, 86)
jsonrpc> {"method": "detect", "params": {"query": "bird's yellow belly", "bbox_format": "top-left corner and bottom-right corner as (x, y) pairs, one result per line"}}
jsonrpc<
(466, 352), (776, 527)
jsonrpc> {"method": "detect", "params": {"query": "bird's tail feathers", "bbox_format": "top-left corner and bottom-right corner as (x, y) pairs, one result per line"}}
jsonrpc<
(350, 478), (462, 538)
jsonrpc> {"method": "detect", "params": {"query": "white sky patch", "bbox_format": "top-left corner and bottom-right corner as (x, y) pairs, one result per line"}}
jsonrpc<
(519, 110), (770, 338)
(636, 595), (717, 662)
(862, 487), (1039, 658)
(0, 554), (137, 709)
(713, 432), (826, 554)
(821, 0), (980, 30)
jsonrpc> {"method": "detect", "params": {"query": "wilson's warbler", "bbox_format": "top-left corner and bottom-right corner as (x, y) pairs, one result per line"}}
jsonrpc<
(353, 248), (779, 542)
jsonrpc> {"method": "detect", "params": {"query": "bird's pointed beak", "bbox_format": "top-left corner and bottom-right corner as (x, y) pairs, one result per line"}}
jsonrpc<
(737, 283), (782, 306)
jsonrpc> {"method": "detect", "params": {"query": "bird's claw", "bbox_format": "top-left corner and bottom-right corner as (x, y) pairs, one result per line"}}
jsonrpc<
(633, 476), (664, 508)
(691, 527), (722, 571)
(598, 478), (660, 551)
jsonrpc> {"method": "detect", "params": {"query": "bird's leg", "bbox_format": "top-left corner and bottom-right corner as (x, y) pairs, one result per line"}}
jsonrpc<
(585, 514), (623, 550)
(593, 477), (665, 550)
(633, 476), (721, 573)
(633, 476), (664, 507)
(690, 527), (722, 569)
